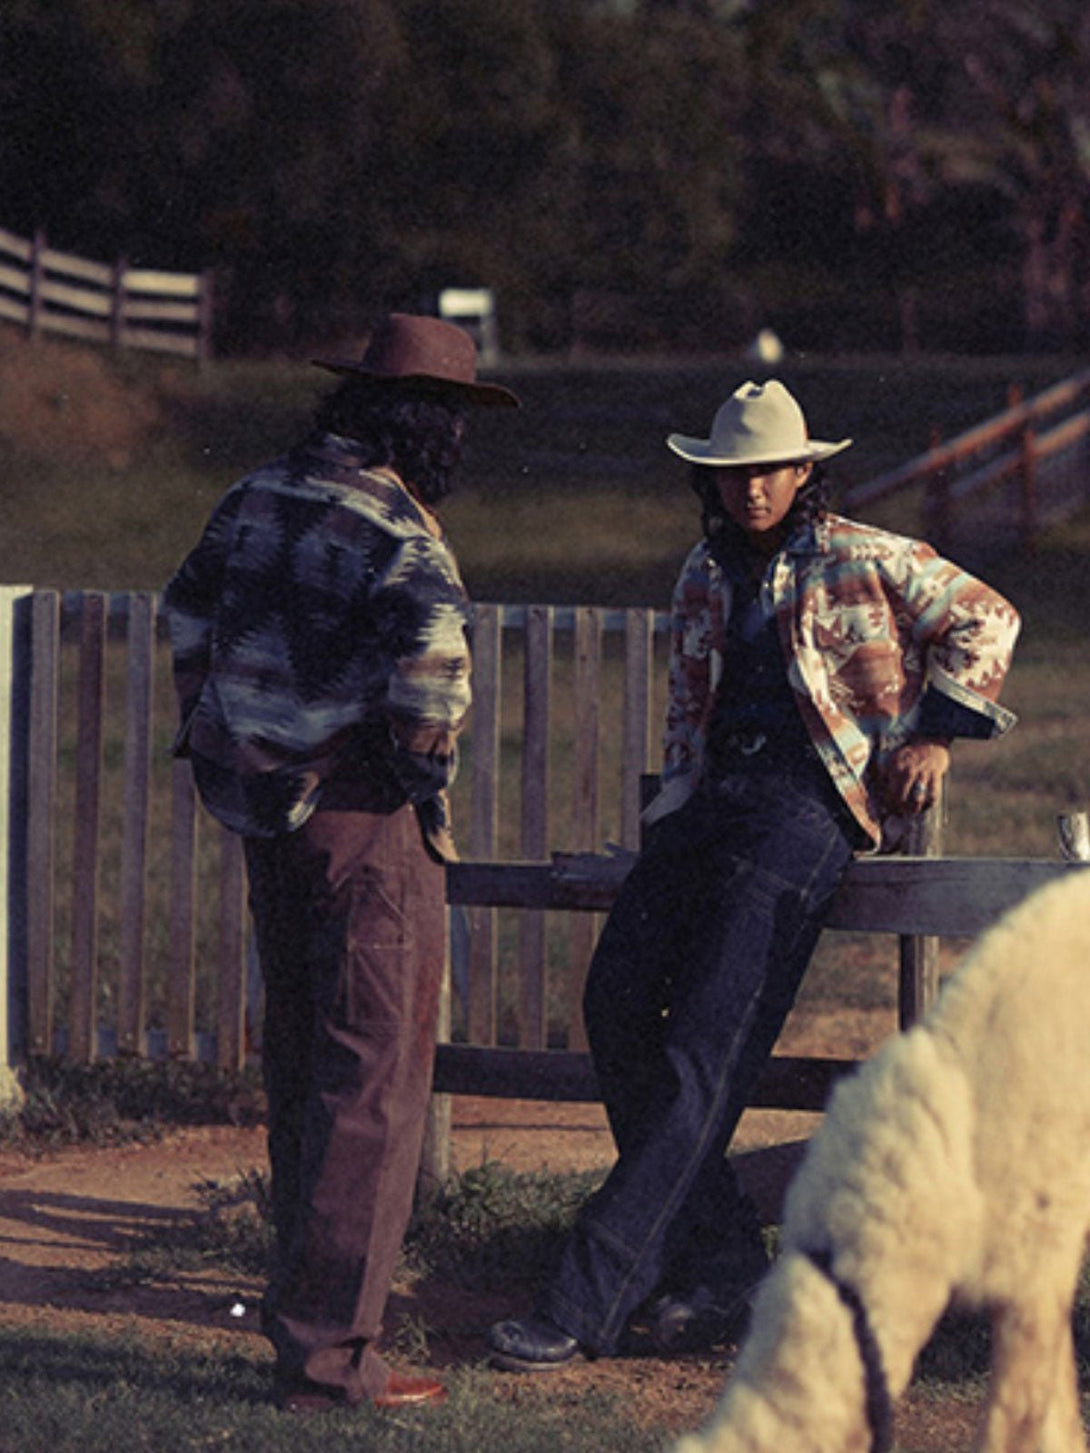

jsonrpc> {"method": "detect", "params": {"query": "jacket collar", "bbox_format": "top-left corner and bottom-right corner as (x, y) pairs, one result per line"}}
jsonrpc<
(291, 431), (440, 539)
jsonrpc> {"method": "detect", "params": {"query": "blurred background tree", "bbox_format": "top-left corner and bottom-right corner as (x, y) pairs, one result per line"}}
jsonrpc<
(1, 0), (1087, 355)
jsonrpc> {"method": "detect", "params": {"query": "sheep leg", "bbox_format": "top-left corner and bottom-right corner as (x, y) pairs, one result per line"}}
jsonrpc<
(1036, 1321), (1086, 1453)
(974, 1300), (1076, 1453)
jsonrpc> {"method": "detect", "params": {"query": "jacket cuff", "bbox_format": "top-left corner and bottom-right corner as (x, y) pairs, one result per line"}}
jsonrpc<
(640, 772), (697, 826)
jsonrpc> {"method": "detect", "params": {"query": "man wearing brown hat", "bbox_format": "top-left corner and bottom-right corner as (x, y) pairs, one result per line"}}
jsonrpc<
(162, 313), (518, 1413)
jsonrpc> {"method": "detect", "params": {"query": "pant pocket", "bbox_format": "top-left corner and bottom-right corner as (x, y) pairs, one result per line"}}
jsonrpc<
(337, 868), (414, 1034)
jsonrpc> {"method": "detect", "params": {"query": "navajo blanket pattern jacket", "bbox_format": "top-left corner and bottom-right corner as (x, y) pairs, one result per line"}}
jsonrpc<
(652, 513), (1020, 848)
(162, 431), (471, 851)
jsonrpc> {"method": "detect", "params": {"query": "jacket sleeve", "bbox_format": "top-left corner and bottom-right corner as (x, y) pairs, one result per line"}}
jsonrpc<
(892, 539), (1020, 738)
(367, 532), (472, 801)
(160, 485), (246, 744)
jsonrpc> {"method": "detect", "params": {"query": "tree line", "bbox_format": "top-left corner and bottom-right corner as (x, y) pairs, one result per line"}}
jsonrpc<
(2, 0), (1088, 356)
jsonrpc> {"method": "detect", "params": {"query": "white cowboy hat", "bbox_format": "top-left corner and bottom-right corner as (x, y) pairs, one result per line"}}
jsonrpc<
(666, 380), (851, 466)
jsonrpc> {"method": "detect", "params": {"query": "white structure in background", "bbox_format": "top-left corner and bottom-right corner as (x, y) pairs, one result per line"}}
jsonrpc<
(745, 328), (785, 367)
(438, 287), (500, 366)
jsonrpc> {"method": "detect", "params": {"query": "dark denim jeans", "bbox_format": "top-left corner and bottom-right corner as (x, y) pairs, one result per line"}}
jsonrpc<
(539, 755), (859, 1354)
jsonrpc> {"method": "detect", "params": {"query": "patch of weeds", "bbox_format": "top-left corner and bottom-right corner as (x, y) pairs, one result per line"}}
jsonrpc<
(403, 1159), (604, 1291)
(85, 1160), (603, 1304)
(0, 1056), (266, 1150)
(386, 1309), (437, 1364)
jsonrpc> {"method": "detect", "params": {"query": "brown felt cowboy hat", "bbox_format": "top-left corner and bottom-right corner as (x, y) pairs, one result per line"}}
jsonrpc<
(313, 312), (520, 409)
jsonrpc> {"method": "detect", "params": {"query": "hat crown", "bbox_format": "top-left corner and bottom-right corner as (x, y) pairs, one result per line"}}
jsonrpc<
(311, 312), (520, 409)
(709, 380), (808, 461)
(360, 313), (477, 386)
(665, 378), (850, 466)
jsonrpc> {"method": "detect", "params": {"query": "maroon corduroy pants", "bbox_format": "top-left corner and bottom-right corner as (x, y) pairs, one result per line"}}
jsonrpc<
(244, 789), (445, 1403)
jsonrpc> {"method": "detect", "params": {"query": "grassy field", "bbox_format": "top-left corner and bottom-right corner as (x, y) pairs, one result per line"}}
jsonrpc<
(0, 332), (1084, 601)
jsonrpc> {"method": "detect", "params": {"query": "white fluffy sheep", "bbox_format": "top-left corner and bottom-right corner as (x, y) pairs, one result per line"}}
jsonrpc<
(675, 868), (1090, 1453)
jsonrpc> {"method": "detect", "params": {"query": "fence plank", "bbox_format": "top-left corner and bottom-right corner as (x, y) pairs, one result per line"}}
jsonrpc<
(118, 593), (154, 1054)
(0, 224), (212, 359)
(0, 261), (30, 296)
(69, 593), (106, 1063)
(432, 1043), (852, 1111)
(168, 760), (198, 1057)
(122, 268), (202, 297)
(567, 607), (601, 1050)
(40, 242), (112, 286)
(40, 277), (112, 317)
(25, 592), (59, 1056)
(448, 853), (1088, 933)
(0, 225), (32, 261)
(117, 326), (201, 359)
(621, 608), (654, 850)
(467, 604), (500, 1045)
(519, 605), (552, 1048)
(216, 827), (247, 1070)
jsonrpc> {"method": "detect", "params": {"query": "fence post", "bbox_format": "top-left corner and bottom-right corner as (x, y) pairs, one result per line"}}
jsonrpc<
(110, 255), (128, 349)
(27, 231), (45, 338)
(897, 788), (946, 1030)
(197, 269), (215, 363)
(0, 587), (32, 1106)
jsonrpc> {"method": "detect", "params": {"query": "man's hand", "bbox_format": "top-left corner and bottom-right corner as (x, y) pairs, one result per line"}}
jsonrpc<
(882, 740), (951, 814)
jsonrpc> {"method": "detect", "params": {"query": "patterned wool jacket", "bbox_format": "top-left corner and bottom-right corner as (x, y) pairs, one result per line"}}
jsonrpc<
(650, 512), (1020, 848)
(161, 431), (472, 850)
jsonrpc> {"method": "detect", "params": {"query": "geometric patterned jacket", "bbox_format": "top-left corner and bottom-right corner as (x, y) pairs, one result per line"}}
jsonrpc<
(161, 431), (471, 851)
(650, 512), (1020, 849)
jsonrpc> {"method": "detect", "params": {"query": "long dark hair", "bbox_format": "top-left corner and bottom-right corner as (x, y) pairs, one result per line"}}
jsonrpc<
(689, 461), (833, 559)
(313, 380), (468, 504)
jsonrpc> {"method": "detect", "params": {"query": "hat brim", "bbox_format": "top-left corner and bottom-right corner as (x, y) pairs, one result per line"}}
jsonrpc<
(311, 359), (520, 409)
(666, 434), (852, 465)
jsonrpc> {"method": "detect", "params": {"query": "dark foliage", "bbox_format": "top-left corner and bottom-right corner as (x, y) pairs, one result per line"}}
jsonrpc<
(1, 1), (1088, 355)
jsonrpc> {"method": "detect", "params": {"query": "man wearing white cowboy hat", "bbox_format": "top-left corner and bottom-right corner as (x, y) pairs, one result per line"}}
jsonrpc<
(163, 313), (518, 1415)
(490, 378), (1020, 1373)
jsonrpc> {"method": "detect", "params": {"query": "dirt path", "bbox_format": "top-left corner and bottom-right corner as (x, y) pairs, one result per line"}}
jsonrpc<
(0, 1103), (982, 1446)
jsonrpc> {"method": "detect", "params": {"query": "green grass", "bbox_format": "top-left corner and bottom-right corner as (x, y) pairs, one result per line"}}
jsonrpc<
(0, 1333), (670, 1453)
(0, 1155), (665, 1452)
(1, 333), (1082, 597)
(5, 1145), (1090, 1450)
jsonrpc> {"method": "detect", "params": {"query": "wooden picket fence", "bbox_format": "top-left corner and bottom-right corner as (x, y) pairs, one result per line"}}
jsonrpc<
(5, 583), (1089, 1169)
(7, 590), (671, 1070)
(0, 225), (213, 361)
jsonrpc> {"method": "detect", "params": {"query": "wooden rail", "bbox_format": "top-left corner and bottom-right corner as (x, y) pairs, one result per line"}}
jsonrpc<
(844, 370), (1090, 560)
(435, 851), (1090, 1109)
(0, 224), (213, 361)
